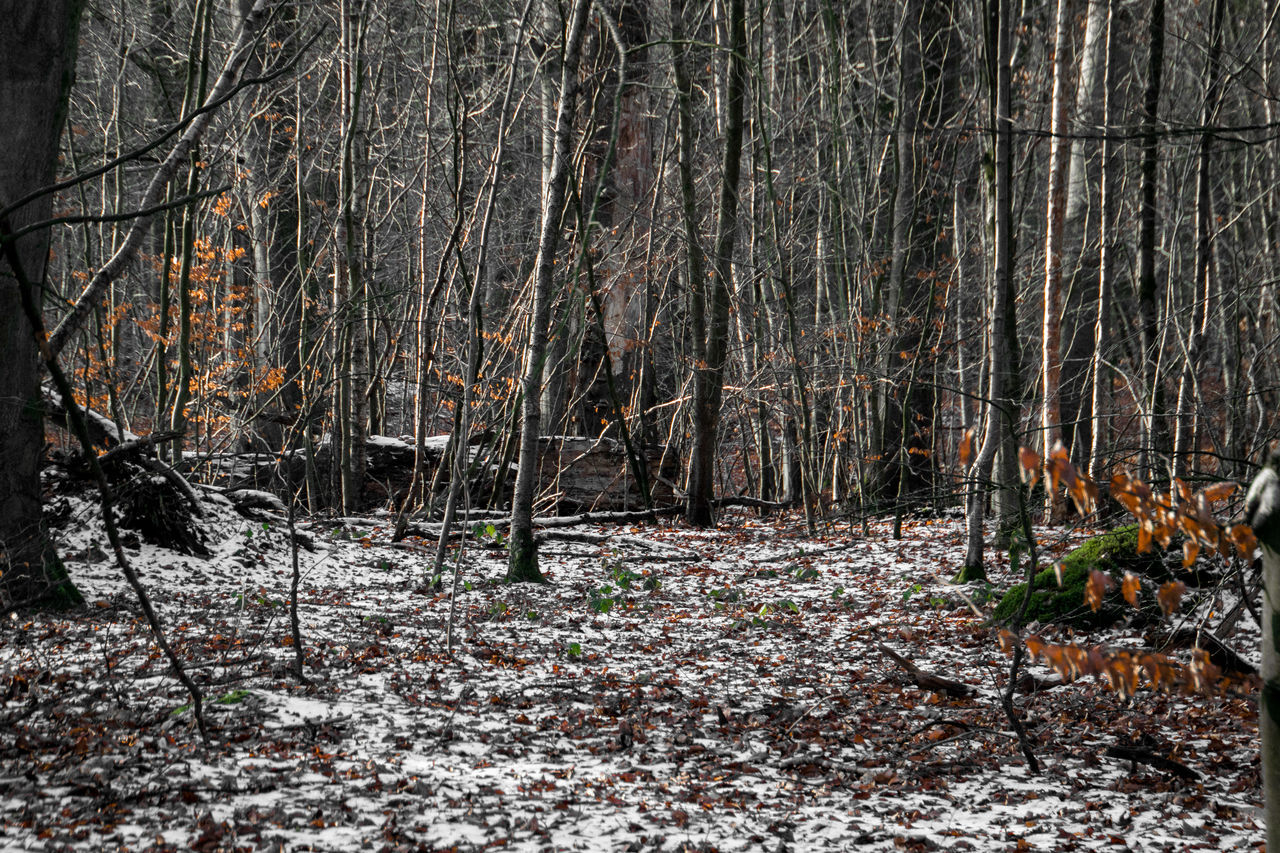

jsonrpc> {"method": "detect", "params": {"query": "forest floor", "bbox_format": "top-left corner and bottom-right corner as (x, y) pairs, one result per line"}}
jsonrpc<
(0, 489), (1264, 852)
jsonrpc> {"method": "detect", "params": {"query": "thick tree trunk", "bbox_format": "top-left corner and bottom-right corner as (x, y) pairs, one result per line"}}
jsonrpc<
(0, 0), (84, 608)
(507, 0), (592, 583)
(1245, 453), (1280, 853)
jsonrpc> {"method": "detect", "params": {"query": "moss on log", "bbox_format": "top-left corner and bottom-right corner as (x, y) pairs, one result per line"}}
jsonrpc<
(991, 525), (1166, 629)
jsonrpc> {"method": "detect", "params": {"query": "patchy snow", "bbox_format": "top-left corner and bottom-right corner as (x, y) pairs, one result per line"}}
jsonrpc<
(0, 496), (1263, 852)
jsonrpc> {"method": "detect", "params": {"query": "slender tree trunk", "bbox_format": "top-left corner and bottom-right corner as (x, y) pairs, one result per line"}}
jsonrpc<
(507, 0), (592, 583)
(685, 0), (747, 527)
(0, 0), (85, 607)
(1136, 0), (1167, 480)
(1041, 0), (1072, 519)
(168, 0), (212, 463)
(961, 0), (1015, 580)
(335, 0), (369, 513)
(1088, 1), (1116, 481)
(1172, 0), (1225, 479)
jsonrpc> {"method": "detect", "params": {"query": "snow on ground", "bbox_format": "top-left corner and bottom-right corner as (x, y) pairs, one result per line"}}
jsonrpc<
(0, 493), (1263, 852)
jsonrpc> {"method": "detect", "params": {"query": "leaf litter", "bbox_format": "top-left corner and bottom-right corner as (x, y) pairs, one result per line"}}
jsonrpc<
(0, 497), (1262, 851)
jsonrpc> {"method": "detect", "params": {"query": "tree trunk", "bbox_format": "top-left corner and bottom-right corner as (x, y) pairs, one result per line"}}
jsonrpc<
(1136, 0), (1167, 480)
(1087, 1), (1116, 481)
(1172, 0), (1225, 479)
(960, 0), (1016, 581)
(1040, 0), (1072, 519)
(684, 0), (747, 528)
(1245, 453), (1280, 853)
(507, 0), (592, 583)
(0, 0), (85, 608)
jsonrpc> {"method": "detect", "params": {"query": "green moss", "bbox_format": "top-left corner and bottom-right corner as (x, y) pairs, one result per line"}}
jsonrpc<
(991, 525), (1161, 629)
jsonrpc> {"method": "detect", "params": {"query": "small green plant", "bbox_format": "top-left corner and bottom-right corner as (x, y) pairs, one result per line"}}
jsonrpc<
(788, 564), (820, 581)
(589, 584), (616, 613)
(215, 689), (252, 705)
(173, 689), (252, 716)
(901, 582), (923, 603)
(566, 641), (583, 659)
(487, 600), (509, 617)
(707, 586), (742, 607)
(472, 522), (505, 547)
(525, 609), (540, 621)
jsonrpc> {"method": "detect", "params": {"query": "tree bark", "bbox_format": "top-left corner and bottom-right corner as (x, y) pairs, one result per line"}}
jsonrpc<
(684, 0), (747, 528)
(507, 0), (592, 583)
(960, 0), (1016, 580)
(0, 0), (85, 607)
(1245, 452), (1280, 853)
(1041, 0), (1072, 520)
(1135, 0), (1167, 480)
(1172, 0), (1225, 479)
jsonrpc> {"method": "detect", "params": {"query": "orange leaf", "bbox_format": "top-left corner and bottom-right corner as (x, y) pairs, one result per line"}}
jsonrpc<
(959, 428), (975, 469)
(1052, 561), (1064, 587)
(1230, 524), (1258, 559)
(1157, 580), (1187, 617)
(1019, 447), (1041, 488)
(1085, 570), (1112, 612)
(1121, 572), (1141, 608)
(1070, 474), (1099, 516)
(1025, 635), (1046, 661)
(1182, 538), (1200, 569)
(1199, 482), (1236, 503)
(1186, 648), (1221, 695)
(1136, 523), (1152, 554)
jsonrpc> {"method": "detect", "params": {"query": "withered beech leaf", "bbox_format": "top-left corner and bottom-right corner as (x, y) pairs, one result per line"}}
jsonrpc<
(1199, 482), (1236, 503)
(1019, 447), (1041, 488)
(1182, 538), (1200, 569)
(1121, 572), (1141, 608)
(1053, 561), (1065, 587)
(1157, 580), (1187, 617)
(959, 428), (975, 469)
(1230, 524), (1258, 559)
(1085, 570), (1112, 613)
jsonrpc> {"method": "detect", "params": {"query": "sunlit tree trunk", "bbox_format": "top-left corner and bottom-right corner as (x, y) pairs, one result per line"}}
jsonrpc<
(1040, 0), (1072, 520)
(961, 0), (1016, 580)
(1088, 1), (1116, 481)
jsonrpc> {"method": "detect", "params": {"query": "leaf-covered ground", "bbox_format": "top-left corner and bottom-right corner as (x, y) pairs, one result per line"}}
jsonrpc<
(0, 494), (1264, 852)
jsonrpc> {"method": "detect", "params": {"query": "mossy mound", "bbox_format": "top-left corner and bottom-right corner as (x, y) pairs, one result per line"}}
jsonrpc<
(991, 525), (1166, 629)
